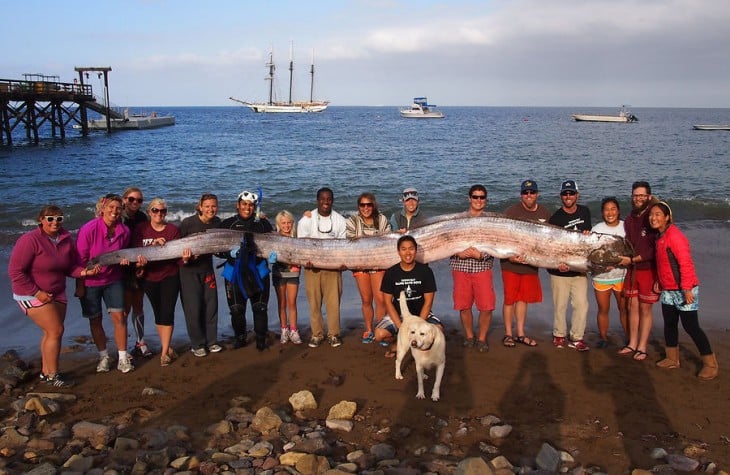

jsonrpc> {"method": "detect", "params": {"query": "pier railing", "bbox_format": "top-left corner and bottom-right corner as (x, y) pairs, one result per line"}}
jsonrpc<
(0, 78), (93, 99)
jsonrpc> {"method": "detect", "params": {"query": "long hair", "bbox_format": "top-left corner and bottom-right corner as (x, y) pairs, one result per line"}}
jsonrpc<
(275, 210), (297, 237)
(357, 192), (380, 219)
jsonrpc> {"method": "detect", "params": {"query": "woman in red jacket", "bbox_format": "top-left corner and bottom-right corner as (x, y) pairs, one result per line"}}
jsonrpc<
(649, 202), (718, 380)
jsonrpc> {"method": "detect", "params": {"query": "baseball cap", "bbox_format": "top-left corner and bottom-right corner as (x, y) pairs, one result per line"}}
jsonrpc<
(402, 187), (419, 202)
(560, 180), (579, 194)
(520, 180), (538, 193)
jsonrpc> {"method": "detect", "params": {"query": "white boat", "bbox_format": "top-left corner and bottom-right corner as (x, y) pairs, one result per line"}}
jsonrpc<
(78, 110), (175, 130)
(572, 106), (638, 123)
(692, 124), (730, 131)
(230, 44), (328, 113)
(400, 97), (444, 118)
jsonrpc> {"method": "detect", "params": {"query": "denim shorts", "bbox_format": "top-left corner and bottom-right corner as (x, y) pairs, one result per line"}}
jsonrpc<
(81, 280), (125, 318)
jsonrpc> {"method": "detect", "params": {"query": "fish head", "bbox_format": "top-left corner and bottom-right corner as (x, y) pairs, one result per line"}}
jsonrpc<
(587, 236), (633, 274)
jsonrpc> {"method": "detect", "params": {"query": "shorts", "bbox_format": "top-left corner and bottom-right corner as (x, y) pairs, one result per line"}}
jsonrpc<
(273, 274), (300, 287)
(623, 267), (659, 304)
(452, 269), (495, 311)
(376, 315), (397, 336)
(592, 280), (624, 292)
(81, 281), (125, 318)
(15, 293), (68, 315)
(501, 270), (542, 305)
(353, 270), (385, 277)
(660, 287), (699, 312)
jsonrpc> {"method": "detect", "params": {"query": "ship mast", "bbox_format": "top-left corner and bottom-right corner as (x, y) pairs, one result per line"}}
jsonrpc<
(288, 41), (294, 105)
(265, 49), (275, 105)
(310, 49), (315, 103)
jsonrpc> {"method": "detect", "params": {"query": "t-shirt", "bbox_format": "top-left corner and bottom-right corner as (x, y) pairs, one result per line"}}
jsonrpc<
(547, 204), (592, 277)
(179, 214), (222, 273)
(591, 220), (627, 283)
(133, 222), (181, 282)
(380, 262), (437, 317)
(500, 202), (551, 275)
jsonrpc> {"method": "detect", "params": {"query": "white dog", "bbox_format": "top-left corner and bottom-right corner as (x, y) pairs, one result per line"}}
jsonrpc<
(394, 291), (446, 401)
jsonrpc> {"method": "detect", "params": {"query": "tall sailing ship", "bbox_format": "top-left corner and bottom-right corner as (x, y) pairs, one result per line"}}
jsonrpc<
(230, 44), (328, 113)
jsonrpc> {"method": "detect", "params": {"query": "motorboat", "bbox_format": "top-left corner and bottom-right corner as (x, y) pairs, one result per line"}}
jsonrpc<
(692, 124), (730, 131)
(572, 106), (638, 123)
(85, 111), (175, 130)
(400, 97), (444, 119)
(230, 43), (328, 113)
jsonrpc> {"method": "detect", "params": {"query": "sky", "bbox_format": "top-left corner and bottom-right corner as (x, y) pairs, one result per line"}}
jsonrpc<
(4, 0), (729, 107)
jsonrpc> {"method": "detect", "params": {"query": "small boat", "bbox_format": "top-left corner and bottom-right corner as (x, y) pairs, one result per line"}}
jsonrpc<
(692, 124), (730, 131)
(400, 97), (444, 119)
(572, 106), (638, 123)
(230, 43), (328, 114)
(75, 110), (175, 130)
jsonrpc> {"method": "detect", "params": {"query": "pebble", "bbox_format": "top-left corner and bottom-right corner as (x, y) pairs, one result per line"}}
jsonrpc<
(0, 350), (725, 475)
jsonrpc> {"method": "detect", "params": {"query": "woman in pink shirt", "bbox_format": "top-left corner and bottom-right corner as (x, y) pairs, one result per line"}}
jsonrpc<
(9, 205), (99, 387)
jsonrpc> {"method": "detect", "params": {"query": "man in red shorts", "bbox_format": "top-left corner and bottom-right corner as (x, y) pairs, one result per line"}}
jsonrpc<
(449, 184), (495, 353)
(617, 181), (659, 361)
(500, 180), (551, 348)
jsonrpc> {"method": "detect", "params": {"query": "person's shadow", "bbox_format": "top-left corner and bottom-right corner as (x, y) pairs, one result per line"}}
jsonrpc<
(582, 351), (674, 470)
(498, 352), (564, 458)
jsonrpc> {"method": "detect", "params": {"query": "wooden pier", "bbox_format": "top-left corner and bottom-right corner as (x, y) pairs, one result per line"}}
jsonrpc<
(0, 68), (118, 145)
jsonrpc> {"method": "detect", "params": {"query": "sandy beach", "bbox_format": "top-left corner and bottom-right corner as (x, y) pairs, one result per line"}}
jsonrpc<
(2, 224), (729, 472)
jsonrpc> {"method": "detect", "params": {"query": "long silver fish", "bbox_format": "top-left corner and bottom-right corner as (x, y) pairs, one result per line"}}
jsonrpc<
(90, 213), (631, 273)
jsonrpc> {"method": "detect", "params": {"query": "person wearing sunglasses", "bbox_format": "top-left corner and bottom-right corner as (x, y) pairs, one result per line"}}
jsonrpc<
(547, 180), (592, 352)
(500, 180), (551, 348)
(449, 184), (495, 353)
(219, 190), (274, 351)
(346, 192), (392, 345)
(9, 206), (100, 387)
(121, 187), (152, 359)
(77, 194), (134, 374)
(297, 187), (347, 348)
(180, 193), (222, 357)
(390, 187), (427, 233)
(132, 198), (182, 367)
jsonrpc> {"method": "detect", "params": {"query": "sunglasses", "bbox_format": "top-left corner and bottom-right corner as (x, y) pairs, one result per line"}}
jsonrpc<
(126, 196), (143, 204)
(470, 194), (487, 200)
(358, 202), (374, 208)
(44, 215), (64, 223)
(150, 208), (168, 214)
(521, 190), (537, 195)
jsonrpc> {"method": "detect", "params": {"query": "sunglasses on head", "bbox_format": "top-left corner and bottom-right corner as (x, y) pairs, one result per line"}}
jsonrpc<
(150, 208), (168, 214)
(522, 190), (537, 195)
(44, 215), (64, 223)
(126, 196), (143, 204)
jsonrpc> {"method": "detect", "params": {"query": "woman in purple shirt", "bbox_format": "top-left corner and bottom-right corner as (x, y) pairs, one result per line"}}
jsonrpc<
(9, 205), (99, 387)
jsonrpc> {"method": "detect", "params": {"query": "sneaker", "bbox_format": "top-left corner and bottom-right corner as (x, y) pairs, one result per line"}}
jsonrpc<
(553, 336), (566, 349)
(96, 355), (111, 373)
(289, 329), (302, 345)
(568, 339), (590, 352)
(208, 344), (223, 353)
(280, 328), (290, 344)
(361, 331), (374, 344)
(477, 341), (489, 353)
(44, 373), (75, 388)
(308, 336), (324, 348)
(328, 335), (342, 348)
(117, 356), (134, 373)
(463, 337), (476, 348)
(191, 347), (208, 357)
(134, 342), (153, 358)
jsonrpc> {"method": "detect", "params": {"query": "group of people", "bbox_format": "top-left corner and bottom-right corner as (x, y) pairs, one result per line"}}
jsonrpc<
(8, 179), (718, 388)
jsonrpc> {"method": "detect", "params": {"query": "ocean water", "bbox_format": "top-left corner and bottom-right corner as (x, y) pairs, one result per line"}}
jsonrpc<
(1, 106), (729, 355)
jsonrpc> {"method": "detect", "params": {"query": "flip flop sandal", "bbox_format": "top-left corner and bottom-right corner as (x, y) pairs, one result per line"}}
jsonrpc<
(515, 335), (538, 347)
(633, 350), (648, 361)
(618, 345), (636, 356)
(502, 335), (516, 347)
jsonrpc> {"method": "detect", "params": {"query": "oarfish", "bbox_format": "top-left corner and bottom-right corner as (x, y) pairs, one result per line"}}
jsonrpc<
(90, 213), (631, 273)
